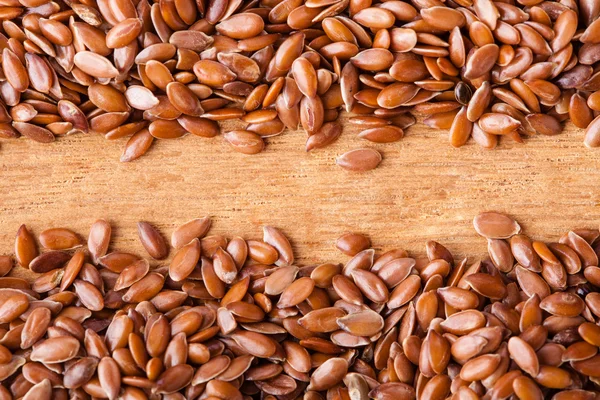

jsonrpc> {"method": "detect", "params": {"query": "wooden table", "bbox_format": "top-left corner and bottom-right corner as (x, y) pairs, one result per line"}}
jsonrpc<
(1, 120), (598, 279)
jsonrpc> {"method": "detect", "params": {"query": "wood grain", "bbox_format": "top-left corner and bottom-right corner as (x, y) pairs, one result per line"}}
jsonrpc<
(0, 120), (598, 280)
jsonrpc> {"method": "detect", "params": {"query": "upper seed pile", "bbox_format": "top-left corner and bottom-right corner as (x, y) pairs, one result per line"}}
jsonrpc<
(2, 212), (600, 398)
(0, 0), (598, 167)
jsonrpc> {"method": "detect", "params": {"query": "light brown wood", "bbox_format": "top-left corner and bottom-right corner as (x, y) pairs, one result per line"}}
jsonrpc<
(0, 121), (598, 280)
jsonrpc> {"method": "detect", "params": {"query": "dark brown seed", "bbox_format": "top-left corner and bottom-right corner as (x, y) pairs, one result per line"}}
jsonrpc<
(29, 251), (70, 273)
(455, 82), (472, 106)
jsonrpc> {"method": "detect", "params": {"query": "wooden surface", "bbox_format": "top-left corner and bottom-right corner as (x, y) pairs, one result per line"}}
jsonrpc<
(0, 119), (599, 278)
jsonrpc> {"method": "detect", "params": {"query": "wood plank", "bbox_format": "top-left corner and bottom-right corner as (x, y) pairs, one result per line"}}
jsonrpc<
(0, 121), (598, 280)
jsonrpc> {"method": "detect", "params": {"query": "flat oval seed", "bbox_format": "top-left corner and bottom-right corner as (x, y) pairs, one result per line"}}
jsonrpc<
(336, 148), (382, 172)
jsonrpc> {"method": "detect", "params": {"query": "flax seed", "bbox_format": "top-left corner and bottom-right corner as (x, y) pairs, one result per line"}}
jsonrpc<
(3, 213), (600, 397)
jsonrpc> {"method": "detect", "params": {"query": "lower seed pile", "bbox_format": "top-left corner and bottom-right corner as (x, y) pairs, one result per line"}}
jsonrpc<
(2, 212), (600, 399)
(0, 1), (599, 168)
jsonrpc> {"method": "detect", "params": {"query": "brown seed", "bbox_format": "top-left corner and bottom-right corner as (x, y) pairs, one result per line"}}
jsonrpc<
(478, 113), (521, 135)
(308, 357), (348, 391)
(62, 357), (98, 389)
(464, 44), (499, 80)
(515, 265), (551, 299)
(166, 82), (204, 117)
(193, 60), (237, 88)
(98, 357), (120, 400)
(278, 277), (315, 308)
(353, 8), (395, 29)
(171, 217), (211, 249)
(88, 219), (111, 264)
(570, 93), (594, 129)
(352, 48), (394, 72)
(473, 212), (521, 239)
(73, 279), (104, 311)
(336, 148), (382, 172)
(460, 354), (502, 381)
(31, 336), (80, 363)
(508, 336), (540, 376)
(449, 106), (472, 148)
(511, 234), (541, 272)
(298, 307), (346, 333)
(292, 58), (318, 99)
(213, 247), (237, 284)
(122, 271), (164, 303)
(120, 128), (154, 162)
(3, 48), (29, 92)
(230, 330), (277, 358)
(263, 226), (294, 267)
(12, 122), (54, 143)
(114, 259), (150, 291)
(306, 122), (342, 151)
(22, 379), (52, 400)
(73, 51), (118, 78)
(192, 355), (231, 384)
(455, 82), (472, 106)
(169, 30), (213, 52)
(155, 365), (194, 394)
(369, 382), (416, 400)
(352, 268), (389, 303)
(358, 126), (404, 143)
(336, 233), (370, 256)
(337, 309), (384, 336)
(420, 7), (465, 31)
(177, 116), (219, 138)
(169, 239), (201, 282)
(377, 83), (419, 109)
(20, 306), (51, 349)
(224, 130), (265, 155)
(216, 13), (264, 39)
(540, 292), (585, 317)
(387, 275), (420, 309)
(0, 256), (12, 277)
(15, 224), (37, 268)
(584, 115), (600, 148)
(38, 228), (80, 250)
(137, 222), (168, 260)
(300, 95), (325, 133)
(106, 18), (143, 49)
(265, 265), (298, 296)
(467, 81), (492, 122)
